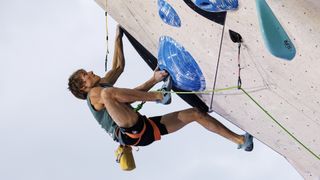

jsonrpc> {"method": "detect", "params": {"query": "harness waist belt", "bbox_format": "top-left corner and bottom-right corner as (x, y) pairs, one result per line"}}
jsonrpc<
(125, 118), (161, 146)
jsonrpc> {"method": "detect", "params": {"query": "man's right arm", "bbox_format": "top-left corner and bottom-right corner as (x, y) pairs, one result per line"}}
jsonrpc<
(100, 25), (125, 85)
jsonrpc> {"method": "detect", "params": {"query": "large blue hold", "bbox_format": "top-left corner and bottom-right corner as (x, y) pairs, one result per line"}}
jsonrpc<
(256, 0), (296, 60)
(158, 36), (206, 91)
(192, 0), (238, 12)
(158, 0), (181, 27)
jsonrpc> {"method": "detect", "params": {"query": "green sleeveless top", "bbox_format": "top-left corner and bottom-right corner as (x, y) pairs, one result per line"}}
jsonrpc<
(86, 86), (118, 141)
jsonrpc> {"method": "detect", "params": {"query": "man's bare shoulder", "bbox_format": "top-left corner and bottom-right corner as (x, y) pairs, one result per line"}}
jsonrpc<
(90, 87), (103, 96)
(88, 87), (104, 111)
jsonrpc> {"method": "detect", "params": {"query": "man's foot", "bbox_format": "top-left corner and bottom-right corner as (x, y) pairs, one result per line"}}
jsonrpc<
(157, 89), (171, 105)
(162, 75), (172, 91)
(156, 75), (172, 105)
(238, 133), (254, 152)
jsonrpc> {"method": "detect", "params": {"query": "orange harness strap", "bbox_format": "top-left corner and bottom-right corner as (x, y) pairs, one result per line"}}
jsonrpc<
(125, 121), (146, 146)
(124, 118), (161, 146)
(148, 119), (161, 141)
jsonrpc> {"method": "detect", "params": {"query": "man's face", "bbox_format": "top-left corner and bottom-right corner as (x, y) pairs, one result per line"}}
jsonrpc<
(80, 70), (100, 91)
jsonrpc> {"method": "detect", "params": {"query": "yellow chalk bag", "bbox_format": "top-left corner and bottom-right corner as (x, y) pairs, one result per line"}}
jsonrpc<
(115, 145), (136, 171)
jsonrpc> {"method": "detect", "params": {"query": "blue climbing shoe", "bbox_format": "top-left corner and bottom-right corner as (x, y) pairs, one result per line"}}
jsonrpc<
(158, 89), (171, 105)
(162, 74), (173, 91)
(157, 75), (172, 105)
(238, 133), (254, 152)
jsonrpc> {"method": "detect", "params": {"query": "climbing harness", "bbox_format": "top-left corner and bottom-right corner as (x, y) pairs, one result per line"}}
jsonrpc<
(123, 102), (161, 146)
(121, 117), (161, 146)
(123, 119), (147, 146)
(115, 102), (162, 171)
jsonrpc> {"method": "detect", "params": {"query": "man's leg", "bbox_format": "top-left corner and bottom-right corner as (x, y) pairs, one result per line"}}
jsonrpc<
(160, 108), (245, 145)
(101, 87), (163, 128)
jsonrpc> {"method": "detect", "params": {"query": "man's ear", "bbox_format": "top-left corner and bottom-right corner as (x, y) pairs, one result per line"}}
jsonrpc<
(80, 85), (88, 92)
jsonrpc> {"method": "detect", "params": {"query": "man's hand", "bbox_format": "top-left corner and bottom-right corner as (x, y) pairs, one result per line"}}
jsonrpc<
(153, 69), (168, 83)
(133, 68), (168, 93)
(116, 25), (124, 39)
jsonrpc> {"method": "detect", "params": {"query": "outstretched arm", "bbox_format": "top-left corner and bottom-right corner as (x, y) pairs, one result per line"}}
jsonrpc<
(134, 69), (168, 92)
(100, 25), (125, 85)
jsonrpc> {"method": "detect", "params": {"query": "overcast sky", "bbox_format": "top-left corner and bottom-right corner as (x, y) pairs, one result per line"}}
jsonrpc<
(0, 0), (302, 179)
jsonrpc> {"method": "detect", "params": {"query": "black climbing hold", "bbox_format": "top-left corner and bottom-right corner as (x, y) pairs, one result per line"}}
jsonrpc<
(229, 30), (243, 43)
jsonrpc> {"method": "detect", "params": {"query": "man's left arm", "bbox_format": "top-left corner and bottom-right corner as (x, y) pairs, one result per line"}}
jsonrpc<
(133, 70), (168, 92)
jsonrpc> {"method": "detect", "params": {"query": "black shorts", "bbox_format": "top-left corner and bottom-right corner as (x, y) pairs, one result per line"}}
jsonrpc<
(116, 115), (168, 146)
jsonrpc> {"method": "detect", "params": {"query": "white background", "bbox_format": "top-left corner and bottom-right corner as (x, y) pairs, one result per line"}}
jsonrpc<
(0, 0), (302, 179)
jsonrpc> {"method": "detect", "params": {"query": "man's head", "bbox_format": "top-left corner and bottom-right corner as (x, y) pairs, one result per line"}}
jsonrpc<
(68, 69), (101, 100)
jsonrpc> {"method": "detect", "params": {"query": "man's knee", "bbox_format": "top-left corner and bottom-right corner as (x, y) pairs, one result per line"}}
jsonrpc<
(101, 87), (117, 100)
(179, 108), (206, 122)
(193, 107), (207, 118)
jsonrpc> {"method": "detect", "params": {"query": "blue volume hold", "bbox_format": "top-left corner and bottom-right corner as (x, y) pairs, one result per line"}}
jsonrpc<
(256, 0), (296, 60)
(158, 0), (181, 27)
(158, 36), (206, 91)
(192, 0), (239, 12)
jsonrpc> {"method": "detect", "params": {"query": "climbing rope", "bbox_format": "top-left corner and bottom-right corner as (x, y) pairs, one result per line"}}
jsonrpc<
(105, 11), (318, 159)
(105, 11), (110, 71)
(135, 86), (238, 112)
(151, 86), (238, 94)
(239, 88), (320, 160)
(147, 41), (320, 161)
(150, 85), (320, 160)
(234, 40), (318, 160)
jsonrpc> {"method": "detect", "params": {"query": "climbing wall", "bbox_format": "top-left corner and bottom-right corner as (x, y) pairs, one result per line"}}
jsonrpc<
(95, 0), (320, 179)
